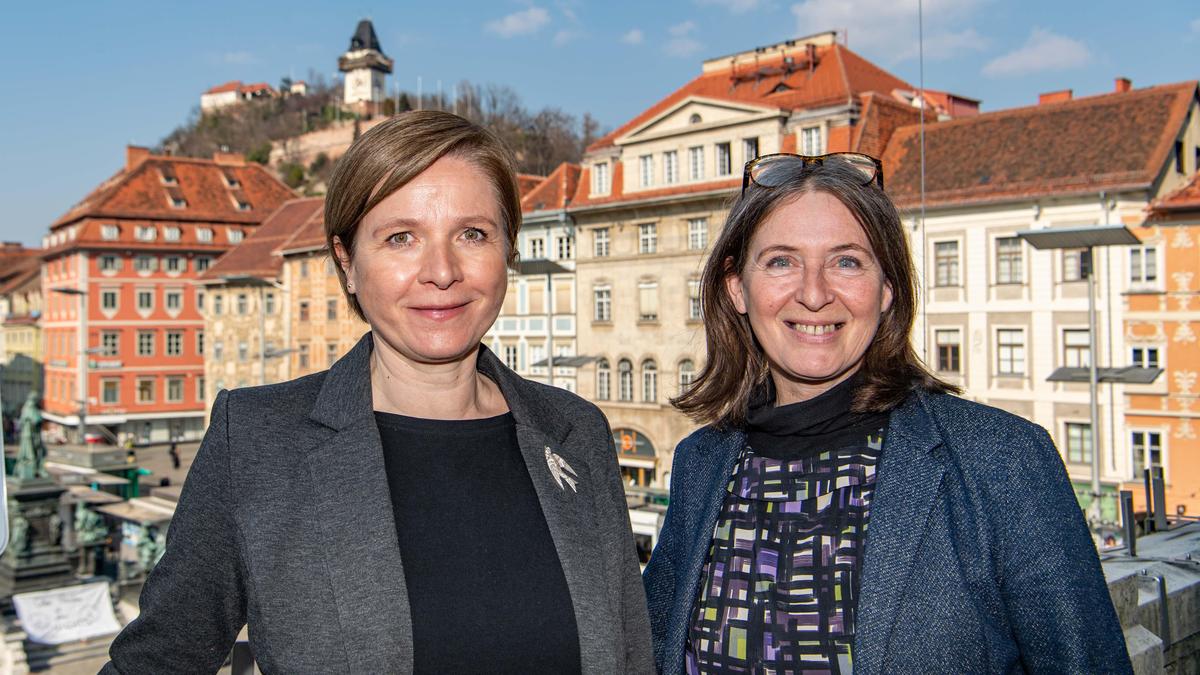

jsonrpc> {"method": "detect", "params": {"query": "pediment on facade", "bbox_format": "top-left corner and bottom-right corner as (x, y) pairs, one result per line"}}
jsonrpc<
(616, 96), (780, 146)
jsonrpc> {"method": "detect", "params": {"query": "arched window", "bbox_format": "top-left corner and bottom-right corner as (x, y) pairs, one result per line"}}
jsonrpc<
(642, 359), (658, 403)
(678, 359), (695, 393)
(596, 359), (611, 401)
(618, 359), (634, 401)
(689, 113), (702, 124)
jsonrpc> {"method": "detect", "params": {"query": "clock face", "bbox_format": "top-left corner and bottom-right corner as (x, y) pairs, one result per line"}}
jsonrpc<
(352, 75), (364, 89)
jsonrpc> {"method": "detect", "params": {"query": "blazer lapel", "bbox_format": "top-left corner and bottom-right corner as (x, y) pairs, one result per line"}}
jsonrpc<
(477, 348), (615, 674)
(854, 391), (947, 675)
(305, 334), (413, 672)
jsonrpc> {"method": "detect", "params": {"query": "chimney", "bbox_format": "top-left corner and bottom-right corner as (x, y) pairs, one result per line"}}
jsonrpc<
(126, 145), (151, 170)
(1038, 89), (1073, 105)
(1115, 77), (1132, 93)
(212, 151), (246, 167)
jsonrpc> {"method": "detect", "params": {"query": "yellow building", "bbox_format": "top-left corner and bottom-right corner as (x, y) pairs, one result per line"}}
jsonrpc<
(1, 248), (43, 421)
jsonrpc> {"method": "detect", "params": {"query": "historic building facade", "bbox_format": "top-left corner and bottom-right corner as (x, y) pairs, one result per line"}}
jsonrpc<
(39, 146), (293, 443)
(1, 245), (44, 423)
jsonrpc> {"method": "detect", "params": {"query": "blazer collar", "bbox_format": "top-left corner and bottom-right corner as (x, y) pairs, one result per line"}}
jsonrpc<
(309, 332), (573, 444)
(854, 389), (947, 674)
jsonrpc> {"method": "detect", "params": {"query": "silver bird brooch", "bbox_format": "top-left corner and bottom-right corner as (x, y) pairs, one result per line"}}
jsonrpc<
(545, 446), (579, 492)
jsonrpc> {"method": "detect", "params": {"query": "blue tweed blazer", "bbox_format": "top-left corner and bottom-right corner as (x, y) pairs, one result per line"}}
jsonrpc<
(643, 388), (1132, 674)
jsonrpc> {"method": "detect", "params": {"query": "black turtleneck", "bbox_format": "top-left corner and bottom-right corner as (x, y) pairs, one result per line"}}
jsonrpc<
(746, 372), (891, 461)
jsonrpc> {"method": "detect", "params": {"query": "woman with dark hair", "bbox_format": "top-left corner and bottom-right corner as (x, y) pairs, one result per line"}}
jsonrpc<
(642, 153), (1130, 674)
(103, 111), (653, 673)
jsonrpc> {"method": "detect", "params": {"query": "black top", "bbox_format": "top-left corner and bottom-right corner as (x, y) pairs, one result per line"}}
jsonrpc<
(746, 372), (890, 460)
(374, 411), (581, 674)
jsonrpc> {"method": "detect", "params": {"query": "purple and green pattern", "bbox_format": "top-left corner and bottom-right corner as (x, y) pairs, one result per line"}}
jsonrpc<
(686, 433), (883, 674)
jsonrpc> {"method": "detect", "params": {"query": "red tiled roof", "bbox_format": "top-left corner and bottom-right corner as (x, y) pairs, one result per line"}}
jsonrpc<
(240, 82), (274, 94)
(0, 251), (41, 295)
(588, 43), (912, 152)
(516, 173), (546, 198)
(205, 80), (243, 95)
(1151, 170), (1200, 215)
(521, 163), (581, 213)
(200, 197), (324, 281)
(882, 81), (1199, 209)
(852, 92), (929, 161)
(276, 202), (328, 255)
(52, 151), (296, 228)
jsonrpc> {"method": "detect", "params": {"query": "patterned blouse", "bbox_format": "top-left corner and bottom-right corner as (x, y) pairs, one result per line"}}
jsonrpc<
(686, 418), (884, 674)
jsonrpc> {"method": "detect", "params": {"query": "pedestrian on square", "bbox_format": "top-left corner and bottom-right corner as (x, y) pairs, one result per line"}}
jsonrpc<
(642, 153), (1131, 674)
(104, 111), (653, 674)
(167, 440), (179, 470)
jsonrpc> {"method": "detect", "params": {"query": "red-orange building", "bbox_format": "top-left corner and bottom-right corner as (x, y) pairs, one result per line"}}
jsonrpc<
(40, 146), (293, 444)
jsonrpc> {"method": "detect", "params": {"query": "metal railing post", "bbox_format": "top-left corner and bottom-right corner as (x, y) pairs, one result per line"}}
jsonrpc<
(1120, 490), (1136, 557)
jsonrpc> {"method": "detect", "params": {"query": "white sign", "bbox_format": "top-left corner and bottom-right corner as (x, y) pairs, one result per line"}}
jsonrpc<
(12, 582), (122, 645)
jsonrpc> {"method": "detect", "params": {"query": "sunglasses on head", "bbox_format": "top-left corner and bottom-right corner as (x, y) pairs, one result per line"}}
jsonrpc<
(741, 152), (884, 194)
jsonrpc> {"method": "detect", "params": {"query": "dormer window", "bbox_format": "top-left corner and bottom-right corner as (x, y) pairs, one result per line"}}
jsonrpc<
(233, 197), (252, 212)
(159, 167), (178, 185)
(170, 196), (187, 208)
(222, 170), (241, 188)
(228, 229), (244, 244)
(592, 161), (611, 195)
(135, 225), (157, 242)
(197, 228), (214, 243)
(100, 224), (120, 241)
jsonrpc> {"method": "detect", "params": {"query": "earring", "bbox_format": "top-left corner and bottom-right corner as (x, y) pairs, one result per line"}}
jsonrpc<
(346, 282), (354, 291)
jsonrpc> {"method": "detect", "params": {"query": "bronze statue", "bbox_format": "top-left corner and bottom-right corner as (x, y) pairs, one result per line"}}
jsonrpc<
(13, 392), (47, 480)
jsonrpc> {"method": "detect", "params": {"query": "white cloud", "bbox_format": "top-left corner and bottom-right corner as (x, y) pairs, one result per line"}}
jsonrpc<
(621, 28), (645, 45)
(485, 6), (551, 38)
(791, 0), (984, 63)
(553, 29), (580, 47)
(1191, 18), (1200, 34)
(664, 20), (703, 57)
(982, 28), (1091, 77)
(696, 0), (762, 13)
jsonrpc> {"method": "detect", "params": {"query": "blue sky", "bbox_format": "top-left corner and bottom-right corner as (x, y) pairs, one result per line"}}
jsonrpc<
(1, 1), (1197, 247)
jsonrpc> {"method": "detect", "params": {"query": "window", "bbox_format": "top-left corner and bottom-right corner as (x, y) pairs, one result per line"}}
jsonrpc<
(1131, 346), (1160, 369)
(165, 256), (183, 273)
(197, 228), (213, 243)
(503, 345), (519, 371)
(642, 360), (658, 402)
(101, 290), (118, 310)
(134, 256), (157, 273)
(996, 329), (1025, 376)
(934, 241), (959, 287)
(592, 161), (610, 194)
(743, 137), (759, 162)
(298, 344), (309, 369)
(167, 377), (184, 403)
(102, 379), (120, 405)
(593, 286), (611, 322)
(166, 331), (183, 356)
(264, 293), (276, 314)
(715, 142), (732, 176)
(556, 236), (572, 260)
(688, 146), (704, 181)
(166, 291), (182, 311)
(195, 257), (212, 272)
(213, 340), (223, 360)
(1130, 246), (1157, 284)
(137, 331), (155, 356)
(235, 199), (252, 212)
(1175, 140), (1185, 173)
(596, 359), (611, 400)
(687, 218), (708, 250)
(101, 331), (120, 357)
(236, 294), (249, 315)
(164, 226), (181, 242)
(1065, 422), (1092, 464)
(801, 126), (823, 155)
(1131, 431), (1163, 478)
(228, 229), (244, 244)
(197, 330), (205, 356)
(327, 299), (337, 320)
(197, 376), (206, 403)
(299, 301), (310, 321)
(639, 155), (653, 187)
(935, 329), (961, 372)
(638, 281), (659, 322)
(1062, 329), (1091, 368)
(137, 290), (154, 311)
(678, 360), (696, 393)
(639, 223), (657, 254)
(688, 279), (702, 321)
(135, 226), (157, 242)
(99, 255), (120, 272)
(995, 237), (1023, 284)
(594, 228), (610, 257)
(137, 379), (155, 404)
(663, 151), (679, 184)
(101, 224), (120, 241)
(1062, 249), (1087, 282)
(326, 342), (338, 365)
(618, 359), (633, 401)
(238, 342), (248, 361)
(196, 290), (205, 312)
(213, 294), (224, 315)
(159, 167), (178, 185)
(300, 260), (309, 278)
(529, 238), (545, 259)
(689, 113), (702, 124)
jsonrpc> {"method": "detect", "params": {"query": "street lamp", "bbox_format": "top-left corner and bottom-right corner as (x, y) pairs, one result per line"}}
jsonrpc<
(1016, 224), (1153, 524)
(51, 287), (89, 443)
(220, 275), (288, 385)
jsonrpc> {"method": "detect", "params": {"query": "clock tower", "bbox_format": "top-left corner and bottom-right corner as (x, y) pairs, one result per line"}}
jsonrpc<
(338, 19), (394, 115)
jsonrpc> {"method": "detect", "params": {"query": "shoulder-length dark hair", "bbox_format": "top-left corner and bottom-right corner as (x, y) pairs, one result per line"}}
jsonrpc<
(672, 160), (959, 428)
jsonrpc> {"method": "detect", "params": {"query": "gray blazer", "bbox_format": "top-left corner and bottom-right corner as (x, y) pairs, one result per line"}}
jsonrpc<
(103, 334), (654, 674)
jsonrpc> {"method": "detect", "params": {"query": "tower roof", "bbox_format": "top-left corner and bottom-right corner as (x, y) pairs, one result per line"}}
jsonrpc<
(349, 19), (384, 54)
